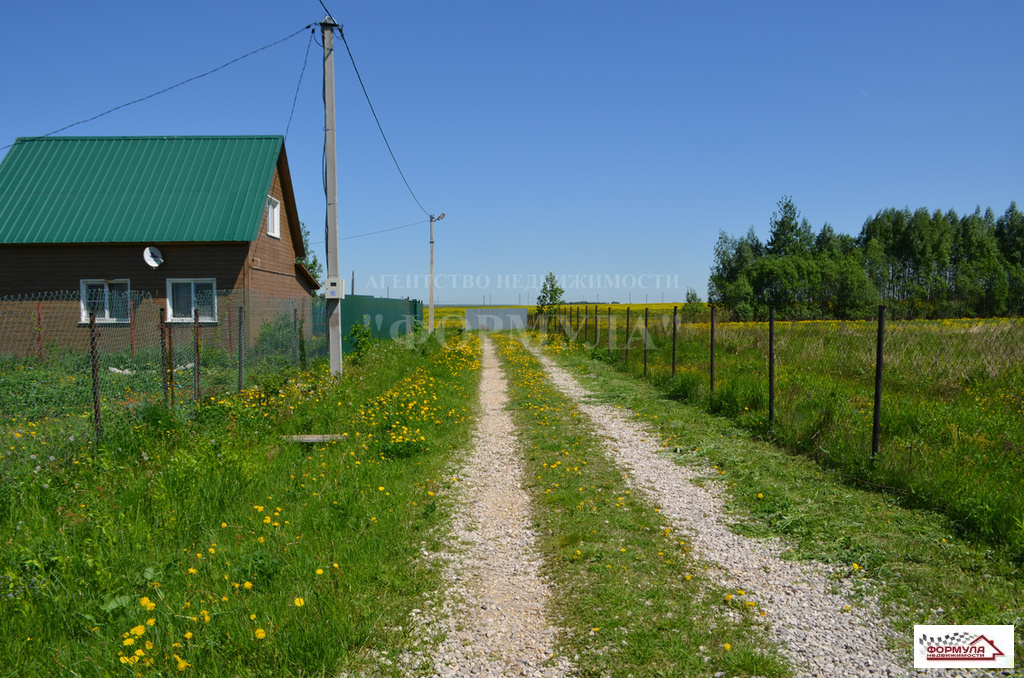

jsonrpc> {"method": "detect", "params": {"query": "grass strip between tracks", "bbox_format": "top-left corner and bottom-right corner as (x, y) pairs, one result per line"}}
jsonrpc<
(494, 334), (790, 678)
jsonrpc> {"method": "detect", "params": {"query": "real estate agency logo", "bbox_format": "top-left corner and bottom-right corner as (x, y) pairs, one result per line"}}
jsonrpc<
(920, 631), (1003, 661)
(914, 625), (1015, 669)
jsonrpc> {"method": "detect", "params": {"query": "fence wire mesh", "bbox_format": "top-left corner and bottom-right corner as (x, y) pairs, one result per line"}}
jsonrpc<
(0, 289), (416, 438)
(535, 304), (1024, 552)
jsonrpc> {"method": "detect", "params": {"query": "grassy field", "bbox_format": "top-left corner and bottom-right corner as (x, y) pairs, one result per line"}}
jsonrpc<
(537, 312), (1024, 557)
(539, 334), (1023, 666)
(0, 333), (481, 677)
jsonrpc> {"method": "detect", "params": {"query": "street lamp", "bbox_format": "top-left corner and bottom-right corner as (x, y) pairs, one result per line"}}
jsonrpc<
(429, 212), (445, 332)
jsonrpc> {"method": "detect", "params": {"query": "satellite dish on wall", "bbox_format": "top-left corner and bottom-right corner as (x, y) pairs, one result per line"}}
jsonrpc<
(143, 246), (163, 268)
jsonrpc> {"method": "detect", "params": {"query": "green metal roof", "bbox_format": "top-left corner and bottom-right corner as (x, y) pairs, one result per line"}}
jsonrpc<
(0, 135), (284, 244)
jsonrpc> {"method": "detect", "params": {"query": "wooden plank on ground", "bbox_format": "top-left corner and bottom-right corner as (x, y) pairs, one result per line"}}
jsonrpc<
(284, 434), (346, 443)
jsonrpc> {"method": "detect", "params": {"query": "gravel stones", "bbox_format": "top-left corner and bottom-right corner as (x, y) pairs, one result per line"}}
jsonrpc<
(524, 343), (1008, 678)
(398, 337), (576, 677)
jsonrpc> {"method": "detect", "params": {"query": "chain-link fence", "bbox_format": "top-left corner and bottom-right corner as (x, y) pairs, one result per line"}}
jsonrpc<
(538, 304), (1024, 554)
(0, 289), (423, 440)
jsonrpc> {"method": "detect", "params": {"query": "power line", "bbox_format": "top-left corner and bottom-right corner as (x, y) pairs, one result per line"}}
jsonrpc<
(337, 27), (431, 218)
(285, 28), (316, 142)
(2, 24), (313, 151)
(317, 0), (338, 25)
(340, 219), (429, 241)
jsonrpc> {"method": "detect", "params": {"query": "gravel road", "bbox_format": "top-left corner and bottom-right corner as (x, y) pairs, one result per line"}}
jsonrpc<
(524, 339), (1014, 678)
(397, 337), (577, 677)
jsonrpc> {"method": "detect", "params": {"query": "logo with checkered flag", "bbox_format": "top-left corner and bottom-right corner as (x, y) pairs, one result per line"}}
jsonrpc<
(919, 631), (1005, 661)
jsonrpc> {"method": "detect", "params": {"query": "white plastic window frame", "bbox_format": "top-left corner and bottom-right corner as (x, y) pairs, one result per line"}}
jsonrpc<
(267, 196), (281, 239)
(166, 278), (217, 323)
(79, 279), (131, 323)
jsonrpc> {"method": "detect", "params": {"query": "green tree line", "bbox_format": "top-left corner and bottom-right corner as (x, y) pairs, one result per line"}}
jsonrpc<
(708, 196), (1024, 320)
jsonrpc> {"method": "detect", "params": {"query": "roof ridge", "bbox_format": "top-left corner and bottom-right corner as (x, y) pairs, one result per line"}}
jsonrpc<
(14, 134), (284, 142)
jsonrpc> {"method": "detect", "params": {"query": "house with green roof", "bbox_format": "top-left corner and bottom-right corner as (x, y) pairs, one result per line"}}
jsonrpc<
(0, 135), (318, 348)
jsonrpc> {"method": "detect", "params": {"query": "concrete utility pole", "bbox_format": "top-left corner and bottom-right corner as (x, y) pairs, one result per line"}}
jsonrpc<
(429, 212), (444, 332)
(322, 16), (343, 375)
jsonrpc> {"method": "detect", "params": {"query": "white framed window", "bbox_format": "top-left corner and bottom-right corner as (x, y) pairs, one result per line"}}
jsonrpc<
(267, 196), (281, 238)
(166, 279), (217, 322)
(80, 279), (130, 323)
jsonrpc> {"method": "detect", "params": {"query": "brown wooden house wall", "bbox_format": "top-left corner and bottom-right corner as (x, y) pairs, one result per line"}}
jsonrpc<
(0, 150), (317, 356)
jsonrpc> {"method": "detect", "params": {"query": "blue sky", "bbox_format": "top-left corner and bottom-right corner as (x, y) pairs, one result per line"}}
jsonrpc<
(2, 1), (1021, 304)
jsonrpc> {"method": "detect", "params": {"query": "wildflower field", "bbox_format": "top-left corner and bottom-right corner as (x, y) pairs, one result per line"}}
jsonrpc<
(0, 333), (480, 676)
(542, 311), (1024, 557)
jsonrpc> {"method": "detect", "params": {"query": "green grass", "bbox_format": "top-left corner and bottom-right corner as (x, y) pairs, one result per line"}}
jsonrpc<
(0, 333), (481, 677)
(494, 334), (790, 678)
(543, 337), (1024, 667)
(539, 314), (1024, 556)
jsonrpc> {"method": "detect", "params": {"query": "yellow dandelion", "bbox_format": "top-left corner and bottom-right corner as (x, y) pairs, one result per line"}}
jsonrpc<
(255, 628), (266, 639)
(244, 581), (253, 590)
(294, 597), (304, 607)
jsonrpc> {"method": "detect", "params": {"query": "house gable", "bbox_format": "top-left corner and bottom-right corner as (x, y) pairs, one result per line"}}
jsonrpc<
(245, 150), (319, 297)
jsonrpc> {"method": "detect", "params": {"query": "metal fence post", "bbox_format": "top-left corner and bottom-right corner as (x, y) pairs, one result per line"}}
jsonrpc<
(36, 301), (44, 363)
(227, 296), (234, 360)
(168, 322), (175, 410)
(643, 307), (649, 377)
(672, 305), (678, 377)
(293, 307), (300, 365)
(194, 309), (201, 405)
(769, 307), (775, 427)
(90, 313), (102, 443)
(238, 306), (245, 391)
(607, 306), (612, 352)
(159, 308), (168, 402)
(129, 298), (135, 359)
(593, 305), (598, 346)
(584, 305), (589, 347)
(710, 306), (716, 399)
(872, 305), (886, 465)
(625, 307), (631, 363)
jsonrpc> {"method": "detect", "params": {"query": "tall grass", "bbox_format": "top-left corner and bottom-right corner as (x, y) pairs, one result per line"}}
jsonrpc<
(0, 333), (480, 676)
(542, 312), (1024, 557)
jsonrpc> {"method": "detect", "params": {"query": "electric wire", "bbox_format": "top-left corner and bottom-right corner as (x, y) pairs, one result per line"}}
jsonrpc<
(340, 219), (429, 241)
(317, 0), (338, 25)
(285, 28), (316, 142)
(2, 24), (313, 151)
(338, 27), (431, 218)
